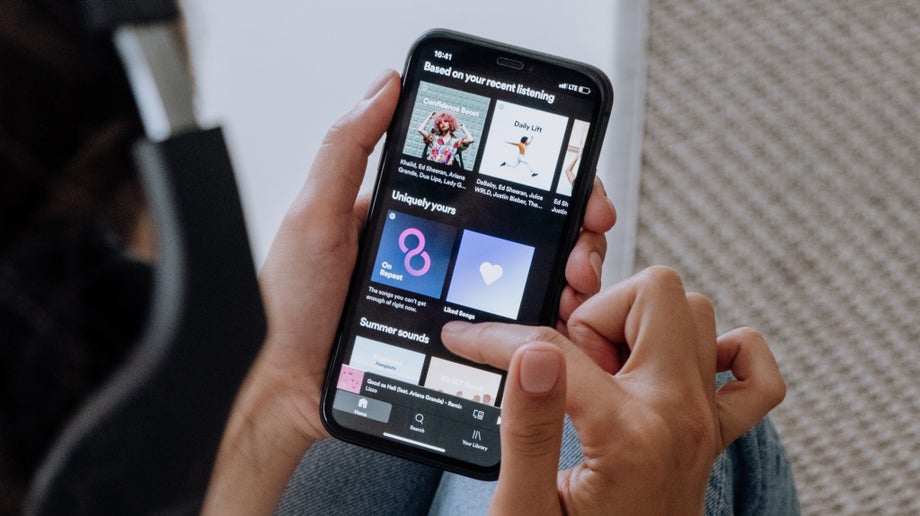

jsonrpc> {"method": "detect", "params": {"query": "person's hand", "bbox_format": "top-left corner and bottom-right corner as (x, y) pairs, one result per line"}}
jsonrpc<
(202, 70), (401, 515)
(203, 68), (616, 514)
(442, 266), (786, 514)
(558, 176), (615, 332)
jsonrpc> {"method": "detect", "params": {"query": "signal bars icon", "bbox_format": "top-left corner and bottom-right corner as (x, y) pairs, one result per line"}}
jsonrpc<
(558, 82), (591, 94)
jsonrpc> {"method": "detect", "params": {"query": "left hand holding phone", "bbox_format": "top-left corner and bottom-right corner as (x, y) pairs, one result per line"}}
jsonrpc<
(202, 69), (401, 515)
(203, 70), (616, 514)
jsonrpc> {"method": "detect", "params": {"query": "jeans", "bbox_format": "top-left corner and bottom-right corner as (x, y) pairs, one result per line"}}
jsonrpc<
(276, 415), (799, 515)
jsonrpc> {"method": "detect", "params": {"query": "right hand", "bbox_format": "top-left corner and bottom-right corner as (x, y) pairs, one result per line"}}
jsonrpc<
(442, 266), (786, 514)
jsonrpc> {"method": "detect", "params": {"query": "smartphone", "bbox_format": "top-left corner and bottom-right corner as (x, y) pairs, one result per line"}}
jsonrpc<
(321, 29), (612, 479)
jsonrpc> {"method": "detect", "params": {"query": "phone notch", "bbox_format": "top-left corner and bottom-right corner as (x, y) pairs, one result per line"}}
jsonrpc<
(496, 56), (524, 70)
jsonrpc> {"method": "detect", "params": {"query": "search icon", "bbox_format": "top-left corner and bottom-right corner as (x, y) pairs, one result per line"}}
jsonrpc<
(415, 413), (424, 425)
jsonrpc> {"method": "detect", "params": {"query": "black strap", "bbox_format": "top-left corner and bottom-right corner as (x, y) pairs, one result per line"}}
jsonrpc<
(81, 0), (178, 31)
(24, 5), (266, 512)
(25, 129), (266, 515)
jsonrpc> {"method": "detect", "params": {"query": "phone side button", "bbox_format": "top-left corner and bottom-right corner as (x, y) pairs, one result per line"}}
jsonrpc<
(332, 390), (393, 423)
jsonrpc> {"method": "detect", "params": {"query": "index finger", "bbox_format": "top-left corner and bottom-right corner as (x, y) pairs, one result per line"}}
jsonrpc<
(440, 321), (619, 428)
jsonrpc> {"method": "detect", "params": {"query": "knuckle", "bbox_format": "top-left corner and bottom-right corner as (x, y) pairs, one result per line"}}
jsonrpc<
(322, 116), (351, 147)
(763, 368), (788, 407)
(639, 265), (685, 291)
(565, 315), (591, 341)
(733, 326), (766, 343)
(729, 326), (786, 408)
(503, 419), (562, 458)
(322, 112), (376, 157)
(520, 325), (568, 347)
(593, 232), (608, 256)
(686, 292), (715, 318)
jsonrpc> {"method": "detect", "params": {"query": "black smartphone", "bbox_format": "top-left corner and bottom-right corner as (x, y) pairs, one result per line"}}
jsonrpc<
(321, 29), (613, 479)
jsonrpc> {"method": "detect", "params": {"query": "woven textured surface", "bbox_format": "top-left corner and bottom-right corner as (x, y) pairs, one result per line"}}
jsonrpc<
(638, 1), (920, 513)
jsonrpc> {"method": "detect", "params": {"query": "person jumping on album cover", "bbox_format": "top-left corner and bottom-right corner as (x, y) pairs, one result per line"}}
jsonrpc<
(418, 111), (475, 166)
(564, 149), (581, 186)
(500, 135), (538, 177)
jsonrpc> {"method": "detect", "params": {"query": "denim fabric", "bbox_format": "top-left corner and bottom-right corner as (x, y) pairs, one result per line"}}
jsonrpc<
(275, 437), (442, 516)
(278, 413), (797, 515)
(706, 417), (801, 516)
(426, 415), (799, 515)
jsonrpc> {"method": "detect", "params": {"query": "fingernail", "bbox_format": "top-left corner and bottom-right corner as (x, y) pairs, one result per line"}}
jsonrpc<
(590, 251), (603, 284)
(442, 321), (473, 334)
(364, 69), (395, 99)
(519, 349), (561, 394)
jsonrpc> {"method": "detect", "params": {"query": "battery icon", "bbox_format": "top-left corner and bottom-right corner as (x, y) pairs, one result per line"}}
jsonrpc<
(577, 85), (591, 94)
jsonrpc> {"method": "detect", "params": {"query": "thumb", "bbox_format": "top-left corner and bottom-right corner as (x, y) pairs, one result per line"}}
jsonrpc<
(289, 69), (400, 227)
(491, 343), (565, 515)
(264, 70), (398, 280)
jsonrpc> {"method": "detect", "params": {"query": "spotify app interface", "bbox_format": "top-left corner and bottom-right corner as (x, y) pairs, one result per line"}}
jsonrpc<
(330, 38), (604, 472)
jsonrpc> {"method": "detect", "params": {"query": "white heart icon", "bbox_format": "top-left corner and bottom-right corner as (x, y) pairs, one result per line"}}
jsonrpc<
(479, 262), (503, 285)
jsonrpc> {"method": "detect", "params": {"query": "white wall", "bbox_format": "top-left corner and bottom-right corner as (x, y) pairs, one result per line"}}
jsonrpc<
(181, 1), (645, 285)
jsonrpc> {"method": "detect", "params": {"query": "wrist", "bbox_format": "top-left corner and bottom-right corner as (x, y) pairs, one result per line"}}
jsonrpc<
(226, 367), (317, 461)
(202, 357), (317, 515)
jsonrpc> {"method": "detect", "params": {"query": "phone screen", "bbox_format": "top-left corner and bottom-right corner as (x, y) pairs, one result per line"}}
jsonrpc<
(321, 29), (612, 479)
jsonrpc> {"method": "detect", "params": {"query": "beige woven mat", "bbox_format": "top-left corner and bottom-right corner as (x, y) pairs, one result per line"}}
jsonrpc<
(636, 1), (920, 513)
